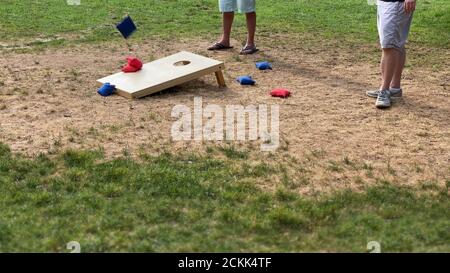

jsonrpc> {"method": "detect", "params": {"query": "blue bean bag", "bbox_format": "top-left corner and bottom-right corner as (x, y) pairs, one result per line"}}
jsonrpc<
(98, 82), (116, 97)
(237, 76), (256, 85)
(256, 61), (272, 70)
(116, 16), (137, 39)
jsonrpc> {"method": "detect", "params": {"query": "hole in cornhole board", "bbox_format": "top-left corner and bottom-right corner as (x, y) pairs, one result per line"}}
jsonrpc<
(174, 60), (191, 66)
(97, 51), (226, 99)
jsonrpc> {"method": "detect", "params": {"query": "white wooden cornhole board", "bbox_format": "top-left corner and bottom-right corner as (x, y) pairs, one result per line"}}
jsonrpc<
(97, 51), (226, 99)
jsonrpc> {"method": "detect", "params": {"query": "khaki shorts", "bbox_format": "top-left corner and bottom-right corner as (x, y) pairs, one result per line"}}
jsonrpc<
(377, 0), (413, 51)
(219, 0), (256, 13)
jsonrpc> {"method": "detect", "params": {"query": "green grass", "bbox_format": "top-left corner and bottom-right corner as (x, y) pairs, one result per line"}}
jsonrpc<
(0, 143), (448, 252)
(0, 1), (449, 253)
(0, 0), (449, 48)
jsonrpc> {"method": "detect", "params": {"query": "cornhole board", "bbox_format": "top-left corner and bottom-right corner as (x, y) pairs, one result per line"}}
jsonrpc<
(97, 51), (226, 99)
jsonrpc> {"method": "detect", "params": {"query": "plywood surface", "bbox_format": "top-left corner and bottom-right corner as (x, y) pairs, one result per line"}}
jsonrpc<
(97, 51), (224, 98)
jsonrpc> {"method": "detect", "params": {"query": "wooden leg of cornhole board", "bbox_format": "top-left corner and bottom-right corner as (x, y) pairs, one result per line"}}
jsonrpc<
(215, 70), (226, 87)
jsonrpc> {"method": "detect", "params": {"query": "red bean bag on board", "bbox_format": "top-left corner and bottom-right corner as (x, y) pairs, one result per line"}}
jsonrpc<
(122, 57), (143, 73)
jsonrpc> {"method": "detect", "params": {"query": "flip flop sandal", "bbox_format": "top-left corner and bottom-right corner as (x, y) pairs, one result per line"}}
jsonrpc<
(239, 46), (259, 55)
(207, 42), (233, 51)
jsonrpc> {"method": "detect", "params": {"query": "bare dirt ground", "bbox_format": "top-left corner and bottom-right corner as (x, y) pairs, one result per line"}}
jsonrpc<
(1, 36), (449, 194)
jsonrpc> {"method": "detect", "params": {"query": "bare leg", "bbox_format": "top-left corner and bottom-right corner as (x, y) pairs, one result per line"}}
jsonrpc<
(380, 48), (398, 91)
(380, 53), (384, 81)
(218, 12), (235, 47)
(245, 12), (256, 48)
(390, 47), (406, 89)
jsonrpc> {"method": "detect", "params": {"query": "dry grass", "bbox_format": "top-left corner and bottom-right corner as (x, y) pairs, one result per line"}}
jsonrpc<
(0, 36), (449, 195)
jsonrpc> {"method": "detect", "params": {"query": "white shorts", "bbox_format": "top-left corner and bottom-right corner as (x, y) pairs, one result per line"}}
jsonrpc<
(377, 0), (413, 51)
(219, 0), (256, 13)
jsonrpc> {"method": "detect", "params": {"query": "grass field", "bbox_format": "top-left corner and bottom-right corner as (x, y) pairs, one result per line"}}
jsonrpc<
(1, 0), (449, 47)
(0, 143), (448, 252)
(0, 0), (449, 252)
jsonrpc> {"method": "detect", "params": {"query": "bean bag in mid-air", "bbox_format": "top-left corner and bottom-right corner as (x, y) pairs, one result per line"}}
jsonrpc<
(116, 15), (137, 39)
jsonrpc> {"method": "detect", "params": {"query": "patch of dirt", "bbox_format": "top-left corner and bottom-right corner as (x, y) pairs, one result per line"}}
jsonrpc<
(0, 36), (449, 194)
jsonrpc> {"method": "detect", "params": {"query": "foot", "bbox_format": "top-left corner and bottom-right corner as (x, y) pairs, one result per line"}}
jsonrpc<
(239, 44), (259, 55)
(207, 41), (233, 51)
(375, 90), (392, 109)
(367, 88), (402, 98)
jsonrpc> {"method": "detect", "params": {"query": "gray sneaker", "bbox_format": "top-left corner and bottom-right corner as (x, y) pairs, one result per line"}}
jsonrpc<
(375, 90), (391, 109)
(367, 88), (402, 98)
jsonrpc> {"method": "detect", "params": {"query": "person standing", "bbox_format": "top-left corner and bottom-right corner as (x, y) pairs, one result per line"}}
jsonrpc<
(208, 0), (259, 55)
(367, 0), (416, 108)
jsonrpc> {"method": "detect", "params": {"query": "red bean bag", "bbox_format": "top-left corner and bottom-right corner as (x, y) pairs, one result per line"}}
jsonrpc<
(122, 57), (143, 73)
(270, 89), (291, 98)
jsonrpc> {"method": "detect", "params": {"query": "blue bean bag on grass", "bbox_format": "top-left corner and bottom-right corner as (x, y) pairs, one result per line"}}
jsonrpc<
(255, 61), (272, 70)
(98, 82), (116, 97)
(237, 76), (256, 85)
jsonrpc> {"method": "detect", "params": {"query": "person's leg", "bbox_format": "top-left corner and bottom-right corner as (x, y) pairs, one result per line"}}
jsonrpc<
(375, 48), (396, 108)
(390, 47), (406, 89)
(238, 0), (258, 54)
(208, 0), (236, 49)
(390, 2), (413, 90)
(218, 12), (235, 47)
(244, 12), (256, 48)
(380, 48), (398, 91)
(368, 1), (395, 107)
